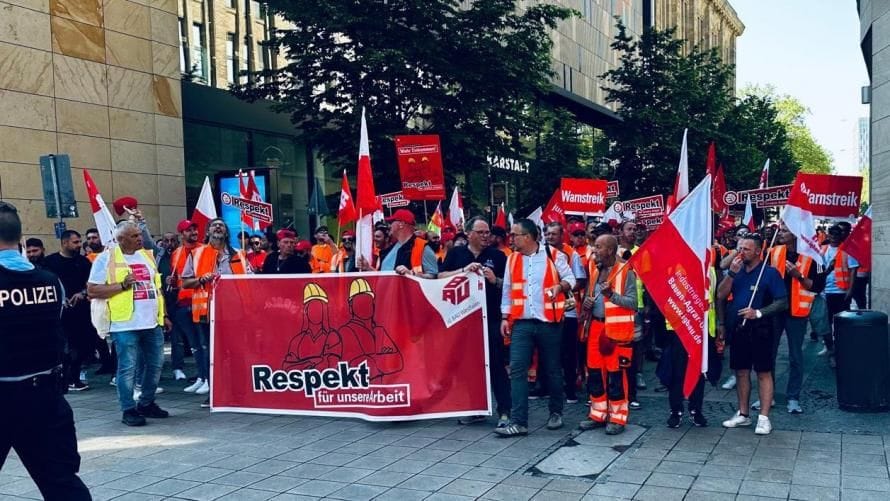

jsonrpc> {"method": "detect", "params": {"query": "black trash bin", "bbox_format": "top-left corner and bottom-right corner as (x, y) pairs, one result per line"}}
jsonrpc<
(835, 310), (890, 412)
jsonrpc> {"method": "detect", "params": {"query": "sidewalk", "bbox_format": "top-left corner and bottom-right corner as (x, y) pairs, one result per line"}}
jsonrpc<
(1, 336), (889, 500)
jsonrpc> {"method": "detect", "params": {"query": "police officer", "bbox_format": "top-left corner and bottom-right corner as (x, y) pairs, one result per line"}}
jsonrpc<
(0, 201), (91, 500)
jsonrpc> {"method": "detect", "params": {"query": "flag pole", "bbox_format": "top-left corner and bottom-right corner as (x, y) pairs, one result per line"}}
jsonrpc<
(740, 222), (780, 327)
(423, 201), (429, 226)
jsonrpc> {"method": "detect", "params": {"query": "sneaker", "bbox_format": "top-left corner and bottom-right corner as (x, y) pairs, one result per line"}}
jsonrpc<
(133, 388), (141, 400)
(195, 381), (210, 395)
(667, 412), (682, 428)
(755, 415), (772, 435)
(110, 377), (117, 386)
(122, 409), (146, 427)
(184, 378), (204, 393)
(493, 423), (528, 437)
(68, 381), (89, 392)
(458, 415), (487, 425)
(750, 399), (775, 411)
(629, 401), (641, 409)
(155, 387), (164, 394)
(605, 423), (625, 435)
(722, 411), (752, 428)
(578, 418), (607, 430)
(721, 375), (737, 390)
(528, 387), (548, 400)
(566, 393), (578, 404)
(79, 370), (87, 383)
(174, 369), (187, 381)
(136, 402), (169, 419)
(636, 373), (647, 390)
(201, 398), (210, 408)
(496, 414), (510, 428)
(817, 346), (829, 356)
(690, 410), (708, 427)
(787, 400), (803, 414)
(546, 413), (563, 430)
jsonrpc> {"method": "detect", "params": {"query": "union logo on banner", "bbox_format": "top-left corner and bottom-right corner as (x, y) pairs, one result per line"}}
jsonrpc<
(607, 180), (620, 199)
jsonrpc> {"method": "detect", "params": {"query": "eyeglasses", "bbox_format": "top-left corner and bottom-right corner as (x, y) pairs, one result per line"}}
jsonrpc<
(510, 232), (529, 238)
(250, 240), (261, 246)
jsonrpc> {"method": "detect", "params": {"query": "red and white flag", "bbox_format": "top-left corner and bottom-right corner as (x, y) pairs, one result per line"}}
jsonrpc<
(338, 170), (357, 226)
(758, 159), (770, 189)
(842, 207), (872, 270)
(494, 203), (507, 229)
(355, 108), (377, 264)
(666, 129), (689, 214)
(742, 195), (755, 231)
(83, 169), (117, 245)
(448, 186), (465, 229)
(541, 189), (566, 226)
(601, 203), (624, 227)
(192, 176), (217, 242)
(244, 171), (270, 231)
(712, 164), (728, 215)
(781, 173), (822, 262)
(629, 174), (712, 398)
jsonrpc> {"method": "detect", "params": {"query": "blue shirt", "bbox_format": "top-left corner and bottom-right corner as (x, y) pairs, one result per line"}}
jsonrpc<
(500, 244), (577, 322)
(0, 249), (34, 271)
(728, 261), (786, 327)
(823, 245), (858, 294)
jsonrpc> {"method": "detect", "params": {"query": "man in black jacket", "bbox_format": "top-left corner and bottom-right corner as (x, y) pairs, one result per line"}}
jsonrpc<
(262, 229), (311, 274)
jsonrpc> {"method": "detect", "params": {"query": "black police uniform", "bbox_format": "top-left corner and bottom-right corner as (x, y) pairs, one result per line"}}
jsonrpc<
(0, 262), (91, 500)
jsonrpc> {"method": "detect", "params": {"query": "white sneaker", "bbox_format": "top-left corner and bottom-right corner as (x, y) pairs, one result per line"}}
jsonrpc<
(787, 399), (803, 414)
(755, 415), (772, 435)
(155, 387), (164, 394)
(750, 399), (775, 411)
(174, 369), (187, 380)
(184, 378), (204, 393)
(817, 346), (829, 356)
(110, 377), (117, 387)
(133, 388), (141, 400)
(721, 375), (737, 390)
(722, 411), (752, 428)
(195, 381), (210, 395)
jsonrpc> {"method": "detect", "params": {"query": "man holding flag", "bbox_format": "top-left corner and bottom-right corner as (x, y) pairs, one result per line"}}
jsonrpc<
(717, 233), (787, 435)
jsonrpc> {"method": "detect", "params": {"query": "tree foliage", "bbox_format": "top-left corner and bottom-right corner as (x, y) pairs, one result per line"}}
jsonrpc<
(235, 0), (572, 212)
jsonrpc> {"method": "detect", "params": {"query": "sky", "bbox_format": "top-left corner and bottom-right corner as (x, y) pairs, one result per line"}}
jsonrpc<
(732, 0), (869, 175)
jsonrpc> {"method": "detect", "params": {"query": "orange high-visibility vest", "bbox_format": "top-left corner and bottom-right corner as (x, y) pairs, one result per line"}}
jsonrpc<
(588, 262), (635, 343)
(170, 244), (198, 302)
(311, 244), (335, 273)
(499, 244), (513, 257)
(410, 238), (427, 273)
(821, 244), (850, 290)
(190, 245), (248, 323)
(507, 249), (565, 323)
(770, 245), (816, 318)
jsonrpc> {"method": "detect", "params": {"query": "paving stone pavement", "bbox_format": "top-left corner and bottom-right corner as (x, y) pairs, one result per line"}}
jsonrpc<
(2, 335), (890, 500)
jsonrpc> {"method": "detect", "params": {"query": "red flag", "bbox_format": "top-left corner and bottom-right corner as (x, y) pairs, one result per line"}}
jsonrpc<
(842, 208), (872, 270)
(239, 170), (253, 229)
(355, 108), (377, 264)
(706, 142), (716, 177)
(712, 164), (728, 215)
(448, 187), (465, 229)
(542, 189), (566, 226)
(758, 159), (770, 189)
(246, 171), (270, 230)
(338, 170), (357, 226)
(629, 175), (712, 398)
(192, 176), (217, 242)
(83, 170), (117, 245)
(494, 203), (507, 229)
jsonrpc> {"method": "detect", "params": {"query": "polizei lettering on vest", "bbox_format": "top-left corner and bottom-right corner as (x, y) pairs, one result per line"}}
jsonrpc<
(561, 192), (605, 204)
(252, 361), (371, 396)
(0, 285), (58, 307)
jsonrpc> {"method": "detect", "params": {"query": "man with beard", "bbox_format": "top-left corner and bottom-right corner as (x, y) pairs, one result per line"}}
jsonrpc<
(44, 231), (94, 392)
(263, 229), (310, 274)
(310, 226), (338, 273)
(181, 218), (251, 407)
(331, 230), (357, 273)
(25, 238), (46, 268)
(440, 217), (510, 428)
(84, 228), (104, 263)
(168, 220), (200, 383)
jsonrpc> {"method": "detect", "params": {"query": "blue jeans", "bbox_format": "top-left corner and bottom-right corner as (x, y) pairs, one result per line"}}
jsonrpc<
(196, 322), (210, 383)
(173, 305), (203, 379)
(509, 320), (564, 427)
(784, 316), (807, 401)
(111, 327), (164, 412)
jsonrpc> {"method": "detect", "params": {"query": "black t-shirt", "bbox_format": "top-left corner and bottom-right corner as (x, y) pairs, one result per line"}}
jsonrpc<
(43, 252), (91, 299)
(441, 245), (507, 316)
(261, 252), (312, 274)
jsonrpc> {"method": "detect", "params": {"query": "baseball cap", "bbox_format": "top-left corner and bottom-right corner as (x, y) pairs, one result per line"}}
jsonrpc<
(386, 209), (416, 225)
(176, 219), (197, 232)
(568, 221), (586, 235)
(277, 229), (296, 240)
(295, 240), (312, 252)
(342, 230), (356, 238)
(113, 196), (138, 216)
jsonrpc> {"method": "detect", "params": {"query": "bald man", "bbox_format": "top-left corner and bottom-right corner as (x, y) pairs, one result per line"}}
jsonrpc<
(579, 234), (639, 435)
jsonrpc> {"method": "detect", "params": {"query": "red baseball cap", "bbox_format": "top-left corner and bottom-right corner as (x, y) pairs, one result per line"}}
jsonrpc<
(176, 219), (196, 233)
(385, 209), (416, 225)
(568, 221), (586, 235)
(342, 230), (356, 238)
(295, 240), (312, 252)
(113, 196), (138, 216)
(276, 229), (296, 240)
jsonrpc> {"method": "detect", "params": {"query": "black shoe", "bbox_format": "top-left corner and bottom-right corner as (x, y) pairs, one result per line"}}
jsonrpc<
(667, 412), (682, 428)
(528, 387), (548, 400)
(122, 409), (147, 426)
(137, 402), (169, 419)
(201, 398), (210, 408)
(690, 410), (708, 427)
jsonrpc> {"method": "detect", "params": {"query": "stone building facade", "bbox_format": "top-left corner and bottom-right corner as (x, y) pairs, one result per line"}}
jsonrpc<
(0, 0), (185, 243)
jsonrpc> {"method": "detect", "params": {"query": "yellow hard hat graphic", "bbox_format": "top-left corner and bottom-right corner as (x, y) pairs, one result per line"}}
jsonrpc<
(303, 283), (328, 303)
(348, 278), (374, 300)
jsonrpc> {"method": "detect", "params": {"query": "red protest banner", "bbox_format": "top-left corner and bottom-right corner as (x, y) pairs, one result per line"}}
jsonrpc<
(210, 273), (491, 420)
(607, 180), (620, 199)
(637, 214), (664, 231)
(542, 189), (566, 225)
(376, 191), (410, 209)
(793, 173), (863, 218)
(395, 135), (446, 200)
(560, 178), (608, 214)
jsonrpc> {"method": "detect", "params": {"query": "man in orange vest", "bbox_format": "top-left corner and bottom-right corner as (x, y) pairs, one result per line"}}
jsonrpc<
(578, 234), (638, 435)
(166, 219), (201, 383)
(376, 209), (438, 278)
(331, 230), (357, 273)
(496, 219), (576, 437)
(767, 224), (825, 414)
(310, 226), (338, 273)
(180, 218), (251, 408)
(819, 223), (858, 363)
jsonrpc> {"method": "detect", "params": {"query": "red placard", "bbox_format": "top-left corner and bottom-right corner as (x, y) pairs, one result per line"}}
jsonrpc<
(790, 173), (863, 218)
(613, 195), (664, 219)
(210, 273), (491, 421)
(376, 191), (410, 208)
(395, 135), (446, 201)
(560, 178), (608, 214)
(607, 181), (620, 199)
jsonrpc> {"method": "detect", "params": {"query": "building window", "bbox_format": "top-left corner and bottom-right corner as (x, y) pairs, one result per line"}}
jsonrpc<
(179, 17), (187, 73)
(226, 34), (236, 85)
(241, 39), (250, 83)
(251, 0), (261, 17)
(191, 23), (206, 81)
(228, 0), (236, 8)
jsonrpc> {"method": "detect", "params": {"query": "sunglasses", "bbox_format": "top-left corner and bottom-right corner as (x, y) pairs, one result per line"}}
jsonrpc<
(250, 240), (261, 246)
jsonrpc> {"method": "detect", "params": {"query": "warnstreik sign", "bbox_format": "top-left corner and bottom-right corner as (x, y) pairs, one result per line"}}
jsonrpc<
(395, 135), (446, 200)
(210, 273), (491, 420)
(560, 178), (608, 214)
(793, 173), (863, 219)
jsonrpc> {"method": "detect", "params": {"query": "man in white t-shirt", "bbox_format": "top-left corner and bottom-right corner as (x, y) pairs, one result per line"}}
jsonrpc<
(88, 221), (172, 427)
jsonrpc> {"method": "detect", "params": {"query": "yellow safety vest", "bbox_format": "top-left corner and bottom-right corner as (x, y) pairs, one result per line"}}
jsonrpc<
(107, 246), (165, 326)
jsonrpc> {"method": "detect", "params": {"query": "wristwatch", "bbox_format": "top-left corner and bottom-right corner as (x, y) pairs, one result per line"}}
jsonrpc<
(755, 309), (763, 319)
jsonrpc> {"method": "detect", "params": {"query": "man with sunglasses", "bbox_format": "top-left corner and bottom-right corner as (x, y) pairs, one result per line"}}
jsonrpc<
(246, 235), (268, 271)
(331, 230), (357, 273)
(310, 226), (338, 273)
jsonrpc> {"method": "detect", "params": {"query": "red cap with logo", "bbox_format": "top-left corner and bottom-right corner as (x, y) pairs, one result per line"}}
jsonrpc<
(276, 229), (296, 241)
(176, 219), (196, 233)
(385, 209), (416, 225)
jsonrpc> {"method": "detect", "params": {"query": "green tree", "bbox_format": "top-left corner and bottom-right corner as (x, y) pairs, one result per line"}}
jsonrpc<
(235, 0), (572, 214)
